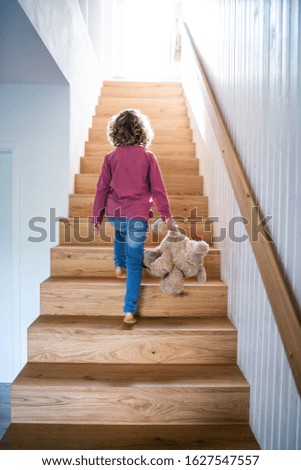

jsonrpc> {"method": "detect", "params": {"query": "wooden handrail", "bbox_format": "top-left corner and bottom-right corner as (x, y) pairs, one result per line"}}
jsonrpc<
(182, 22), (301, 396)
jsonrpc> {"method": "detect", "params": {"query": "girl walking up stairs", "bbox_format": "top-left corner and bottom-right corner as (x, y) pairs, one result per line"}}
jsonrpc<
(0, 81), (259, 450)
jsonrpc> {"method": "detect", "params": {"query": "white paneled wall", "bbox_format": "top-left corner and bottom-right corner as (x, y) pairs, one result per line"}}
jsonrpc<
(182, 0), (301, 449)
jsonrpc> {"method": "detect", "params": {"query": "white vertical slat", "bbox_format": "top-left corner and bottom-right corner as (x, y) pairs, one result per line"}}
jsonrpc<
(182, 0), (301, 450)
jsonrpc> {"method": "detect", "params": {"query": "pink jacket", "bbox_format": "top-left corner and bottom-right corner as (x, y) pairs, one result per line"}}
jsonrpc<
(92, 145), (173, 224)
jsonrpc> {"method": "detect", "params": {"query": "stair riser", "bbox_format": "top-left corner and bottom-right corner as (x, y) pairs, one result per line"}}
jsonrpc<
(28, 331), (237, 364)
(84, 146), (195, 158)
(89, 128), (192, 142)
(86, 141), (195, 151)
(0, 423), (260, 450)
(98, 97), (186, 107)
(81, 157), (199, 175)
(59, 220), (213, 246)
(50, 250), (220, 279)
(40, 284), (228, 316)
(75, 174), (203, 196)
(96, 106), (187, 118)
(11, 388), (249, 424)
(100, 88), (184, 98)
(103, 81), (182, 88)
(69, 196), (208, 219)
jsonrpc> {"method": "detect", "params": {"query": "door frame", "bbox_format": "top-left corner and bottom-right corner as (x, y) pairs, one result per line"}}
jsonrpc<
(0, 141), (22, 381)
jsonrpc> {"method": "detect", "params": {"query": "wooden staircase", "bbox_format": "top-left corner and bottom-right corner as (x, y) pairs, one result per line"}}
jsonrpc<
(0, 81), (259, 450)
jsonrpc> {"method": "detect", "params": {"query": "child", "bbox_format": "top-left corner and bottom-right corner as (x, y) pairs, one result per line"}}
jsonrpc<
(92, 109), (177, 324)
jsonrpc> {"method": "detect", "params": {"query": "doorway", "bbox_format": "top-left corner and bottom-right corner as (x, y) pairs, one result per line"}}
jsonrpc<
(0, 145), (21, 383)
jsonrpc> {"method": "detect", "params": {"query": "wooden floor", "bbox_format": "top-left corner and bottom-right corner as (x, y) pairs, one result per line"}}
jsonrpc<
(0, 81), (259, 450)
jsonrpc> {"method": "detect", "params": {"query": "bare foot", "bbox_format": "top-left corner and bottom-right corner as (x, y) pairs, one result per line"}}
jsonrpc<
(115, 267), (126, 278)
(123, 313), (137, 324)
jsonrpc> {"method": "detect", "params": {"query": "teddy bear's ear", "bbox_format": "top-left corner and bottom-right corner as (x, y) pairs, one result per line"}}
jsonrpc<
(196, 240), (210, 255)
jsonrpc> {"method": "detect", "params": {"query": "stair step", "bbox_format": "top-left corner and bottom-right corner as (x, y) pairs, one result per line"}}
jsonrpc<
(75, 174), (203, 196)
(98, 96), (186, 107)
(103, 81), (182, 88)
(96, 104), (187, 118)
(59, 217), (213, 246)
(89, 128), (193, 142)
(69, 194), (208, 219)
(84, 142), (195, 158)
(101, 86), (184, 98)
(40, 277), (227, 316)
(81, 155), (199, 175)
(28, 316), (237, 364)
(93, 115), (190, 130)
(0, 423), (260, 450)
(11, 363), (250, 424)
(50, 246), (220, 279)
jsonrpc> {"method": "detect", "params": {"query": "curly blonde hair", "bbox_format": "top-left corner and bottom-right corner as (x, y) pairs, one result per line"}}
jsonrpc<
(107, 109), (154, 147)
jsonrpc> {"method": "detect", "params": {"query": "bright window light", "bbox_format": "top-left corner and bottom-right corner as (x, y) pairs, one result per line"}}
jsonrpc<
(112, 0), (180, 79)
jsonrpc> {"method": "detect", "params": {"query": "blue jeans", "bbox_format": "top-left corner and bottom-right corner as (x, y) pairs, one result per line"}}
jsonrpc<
(108, 217), (148, 314)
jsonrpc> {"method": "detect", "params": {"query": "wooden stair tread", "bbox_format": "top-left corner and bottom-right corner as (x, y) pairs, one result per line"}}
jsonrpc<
(40, 276), (228, 317)
(30, 315), (236, 332)
(28, 316), (237, 364)
(41, 276), (225, 287)
(51, 245), (219, 254)
(103, 81), (182, 87)
(80, 156), (199, 175)
(75, 173), (203, 196)
(0, 423), (260, 450)
(13, 363), (249, 389)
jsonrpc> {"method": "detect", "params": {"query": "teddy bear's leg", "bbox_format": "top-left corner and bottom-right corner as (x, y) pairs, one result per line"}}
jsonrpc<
(143, 247), (161, 269)
(149, 250), (173, 277)
(197, 266), (207, 284)
(160, 267), (184, 295)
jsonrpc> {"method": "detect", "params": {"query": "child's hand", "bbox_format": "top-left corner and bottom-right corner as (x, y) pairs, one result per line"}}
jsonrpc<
(94, 223), (100, 234)
(166, 218), (178, 231)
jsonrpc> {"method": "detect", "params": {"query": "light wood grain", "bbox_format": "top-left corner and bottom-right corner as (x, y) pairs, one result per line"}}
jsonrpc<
(183, 22), (301, 396)
(11, 364), (249, 424)
(50, 246), (220, 279)
(80, 155), (199, 175)
(103, 81), (183, 88)
(75, 174), (203, 196)
(101, 87), (184, 98)
(69, 194), (208, 219)
(40, 277), (228, 316)
(98, 96), (186, 107)
(84, 142), (195, 158)
(96, 107), (187, 118)
(0, 423), (260, 450)
(28, 316), (237, 364)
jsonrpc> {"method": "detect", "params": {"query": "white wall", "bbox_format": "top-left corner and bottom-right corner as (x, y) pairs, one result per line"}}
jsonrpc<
(18, 0), (103, 192)
(182, 0), (301, 450)
(77, 0), (103, 64)
(0, 85), (69, 382)
(0, 152), (13, 381)
(0, 0), (103, 382)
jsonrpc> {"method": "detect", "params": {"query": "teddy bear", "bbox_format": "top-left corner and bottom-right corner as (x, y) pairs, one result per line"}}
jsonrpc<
(143, 218), (209, 295)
